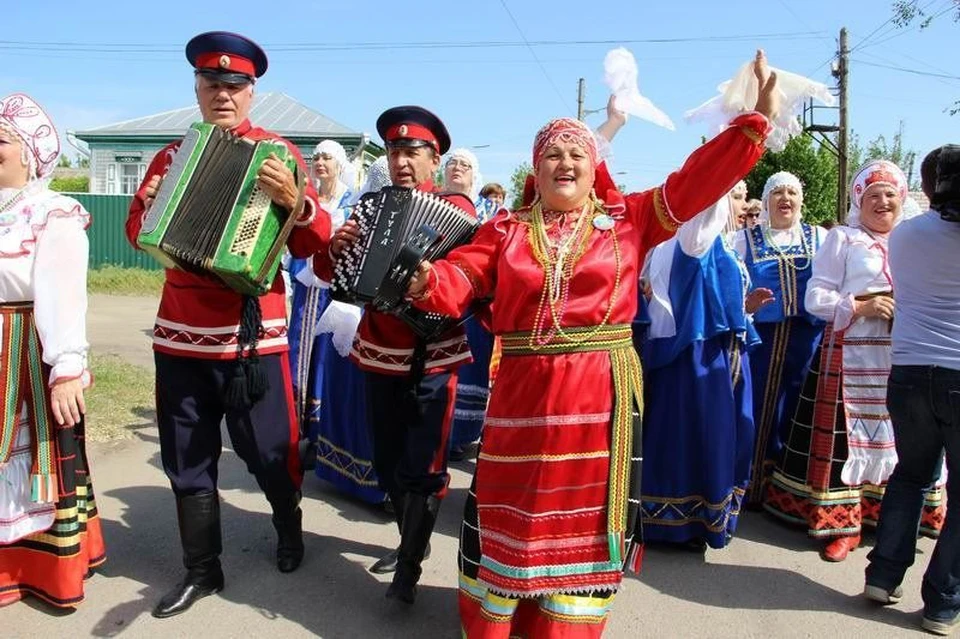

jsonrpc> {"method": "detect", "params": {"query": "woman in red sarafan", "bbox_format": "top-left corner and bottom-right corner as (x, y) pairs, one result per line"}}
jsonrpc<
(407, 52), (778, 638)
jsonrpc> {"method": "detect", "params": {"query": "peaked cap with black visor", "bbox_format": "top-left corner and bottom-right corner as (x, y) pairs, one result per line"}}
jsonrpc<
(186, 31), (268, 85)
(376, 106), (451, 155)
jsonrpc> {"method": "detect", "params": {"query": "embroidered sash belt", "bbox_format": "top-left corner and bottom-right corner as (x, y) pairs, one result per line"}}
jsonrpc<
(0, 302), (58, 504)
(499, 324), (642, 566)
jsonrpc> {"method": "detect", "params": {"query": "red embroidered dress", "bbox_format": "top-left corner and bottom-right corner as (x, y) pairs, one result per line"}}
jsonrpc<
(413, 114), (769, 636)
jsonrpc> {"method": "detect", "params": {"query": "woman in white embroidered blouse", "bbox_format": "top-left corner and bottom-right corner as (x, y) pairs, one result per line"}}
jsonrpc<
(0, 93), (104, 608)
(765, 160), (945, 562)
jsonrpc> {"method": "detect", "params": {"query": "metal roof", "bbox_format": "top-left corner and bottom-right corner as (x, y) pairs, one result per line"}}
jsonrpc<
(74, 92), (358, 139)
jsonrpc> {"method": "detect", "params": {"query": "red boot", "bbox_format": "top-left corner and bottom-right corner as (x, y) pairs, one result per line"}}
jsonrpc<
(0, 591), (23, 607)
(821, 535), (861, 562)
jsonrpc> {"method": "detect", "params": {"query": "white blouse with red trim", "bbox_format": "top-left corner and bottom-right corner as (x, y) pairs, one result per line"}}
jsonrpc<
(0, 181), (91, 387)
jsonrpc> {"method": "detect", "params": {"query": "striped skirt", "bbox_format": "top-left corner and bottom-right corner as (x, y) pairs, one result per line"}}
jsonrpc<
(456, 326), (643, 637)
(640, 336), (754, 549)
(765, 326), (945, 538)
(459, 476), (617, 639)
(0, 304), (105, 607)
(0, 430), (106, 608)
(746, 318), (823, 505)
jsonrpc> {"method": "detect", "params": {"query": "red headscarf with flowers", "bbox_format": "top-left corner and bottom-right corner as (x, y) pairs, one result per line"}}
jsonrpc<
(848, 159), (908, 229)
(524, 117), (623, 213)
(532, 117), (599, 172)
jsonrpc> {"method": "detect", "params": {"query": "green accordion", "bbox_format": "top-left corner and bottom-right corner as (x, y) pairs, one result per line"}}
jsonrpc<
(138, 122), (305, 296)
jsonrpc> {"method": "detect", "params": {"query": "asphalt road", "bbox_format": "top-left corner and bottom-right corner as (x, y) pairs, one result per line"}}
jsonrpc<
(3, 294), (940, 638)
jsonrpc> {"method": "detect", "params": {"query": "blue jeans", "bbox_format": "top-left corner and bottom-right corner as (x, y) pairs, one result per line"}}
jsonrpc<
(866, 365), (960, 622)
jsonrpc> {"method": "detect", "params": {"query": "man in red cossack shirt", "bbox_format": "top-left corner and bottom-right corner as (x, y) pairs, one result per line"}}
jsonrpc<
(125, 31), (330, 618)
(316, 106), (475, 604)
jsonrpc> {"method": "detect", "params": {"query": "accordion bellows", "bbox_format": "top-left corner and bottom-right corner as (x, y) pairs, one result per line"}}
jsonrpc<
(138, 122), (302, 296)
(331, 186), (479, 338)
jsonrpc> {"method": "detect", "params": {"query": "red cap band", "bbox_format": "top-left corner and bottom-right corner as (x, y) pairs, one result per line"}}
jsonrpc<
(385, 123), (439, 152)
(195, 51), (256, 77)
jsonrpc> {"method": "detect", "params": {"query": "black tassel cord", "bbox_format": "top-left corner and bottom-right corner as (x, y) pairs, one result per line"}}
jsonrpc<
(223, 295), (270, 409)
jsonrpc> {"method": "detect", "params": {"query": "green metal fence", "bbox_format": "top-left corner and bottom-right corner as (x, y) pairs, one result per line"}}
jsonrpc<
(67, 193), (163, 270)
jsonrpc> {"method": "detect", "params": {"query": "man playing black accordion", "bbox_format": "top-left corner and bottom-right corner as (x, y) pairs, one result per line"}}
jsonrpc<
(315, 106), (476, 604)
(125, 31), (330, 618)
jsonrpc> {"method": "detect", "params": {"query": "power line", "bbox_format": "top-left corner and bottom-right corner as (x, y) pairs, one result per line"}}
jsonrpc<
(852, 90), (951, 107)
(807, 51), (838, 77)
(850, 0), (952, 53)
(0, 31), (829, 53)
(497, 0), (572, 113)
(851, 58), (960, 80)
(776, 0), (835, 43)
(0, 49), (814, 63)
(856, 49), (959, 90)
(848, 1), (915, 52)
(859, 1), (956, 49)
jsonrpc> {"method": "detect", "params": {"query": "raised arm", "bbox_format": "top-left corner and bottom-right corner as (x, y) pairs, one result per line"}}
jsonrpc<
(630, 111), (770, 251)
(631, 50), (779, 249)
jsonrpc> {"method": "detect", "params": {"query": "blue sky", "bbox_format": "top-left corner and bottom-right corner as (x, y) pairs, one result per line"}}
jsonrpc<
(5, 0), (958, 194)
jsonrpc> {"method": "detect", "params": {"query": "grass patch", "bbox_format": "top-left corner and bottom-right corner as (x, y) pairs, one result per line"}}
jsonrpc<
(88, 265), (164, 296)
(86, 353), (155, 442)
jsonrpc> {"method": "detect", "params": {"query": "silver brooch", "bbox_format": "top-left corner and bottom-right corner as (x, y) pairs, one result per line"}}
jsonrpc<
(593, 214), (615, 231)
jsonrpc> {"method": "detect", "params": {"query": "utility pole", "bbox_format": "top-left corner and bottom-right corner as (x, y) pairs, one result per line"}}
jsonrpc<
(836, 27), (849, 223)
(577, 78), (585, 121)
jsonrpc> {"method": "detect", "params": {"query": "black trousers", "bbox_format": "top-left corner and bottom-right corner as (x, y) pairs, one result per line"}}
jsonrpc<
(365, 370), (457, 498)
(155, 351), (302, 498)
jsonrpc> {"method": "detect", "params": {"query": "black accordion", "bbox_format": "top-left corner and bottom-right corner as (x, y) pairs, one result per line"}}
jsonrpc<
(330, 186), (479, 338)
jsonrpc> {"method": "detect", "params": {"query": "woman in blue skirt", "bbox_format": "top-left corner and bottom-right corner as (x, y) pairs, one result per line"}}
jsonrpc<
(640, 187), (770, 549)
(288, 141), (353, 419)
(733, 172), (827, 507)
(288, 142), (386, 504)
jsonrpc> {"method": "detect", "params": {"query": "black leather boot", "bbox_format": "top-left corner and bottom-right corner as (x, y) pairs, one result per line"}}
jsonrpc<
(370, 491), (434, 574)
(386, 494), (440, 604)
(269, 490), (304, 573)
(152, 492), (225, 618)
(371, 491), (404, 574)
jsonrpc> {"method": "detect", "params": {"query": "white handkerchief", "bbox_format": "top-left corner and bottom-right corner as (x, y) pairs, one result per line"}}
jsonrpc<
(603, 47), (675, 131)
(686, 61), (835, 152)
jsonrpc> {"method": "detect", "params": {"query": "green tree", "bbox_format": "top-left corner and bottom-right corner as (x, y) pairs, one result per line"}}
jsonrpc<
(57, 155), (72, 168)
(49, 176), (89, 193)
(893, 0), (960, 28)
(509, 162), (533, 210)
(745, 134), (838, 224)
(892, 0), (960, 114)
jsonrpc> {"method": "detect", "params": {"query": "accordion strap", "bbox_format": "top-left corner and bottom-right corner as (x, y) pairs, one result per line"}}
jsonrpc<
(409, 338), (428, 384)
(257, 166), (307, 284)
